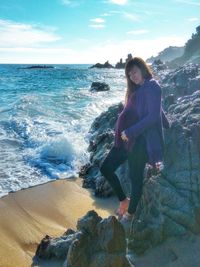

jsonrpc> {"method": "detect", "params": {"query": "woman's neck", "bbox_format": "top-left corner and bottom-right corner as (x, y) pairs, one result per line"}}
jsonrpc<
(139, 78), (145, 85)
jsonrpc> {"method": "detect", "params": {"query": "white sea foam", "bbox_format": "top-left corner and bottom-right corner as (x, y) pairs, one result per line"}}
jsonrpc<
(0, 64), (126, 197)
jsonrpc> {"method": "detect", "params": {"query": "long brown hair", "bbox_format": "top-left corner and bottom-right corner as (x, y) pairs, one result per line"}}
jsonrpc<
(124, 57), (153, 106)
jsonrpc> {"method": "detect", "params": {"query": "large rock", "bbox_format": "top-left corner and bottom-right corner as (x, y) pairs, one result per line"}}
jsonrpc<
(35, 210), (131, 267)
(128, 89), (200, 254)
(90, 61), (114, 69)
(79, 102), (132, 198)
(161, 63), (200, 110)
(90, 82), (110, 92)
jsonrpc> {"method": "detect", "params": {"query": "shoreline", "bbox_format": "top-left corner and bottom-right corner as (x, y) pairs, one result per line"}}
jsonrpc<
(0, 176), (118, 267)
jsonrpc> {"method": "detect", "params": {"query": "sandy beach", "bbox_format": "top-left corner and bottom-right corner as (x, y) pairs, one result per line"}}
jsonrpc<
(0, 177), (118, 267)
(1, 177), (200, 267)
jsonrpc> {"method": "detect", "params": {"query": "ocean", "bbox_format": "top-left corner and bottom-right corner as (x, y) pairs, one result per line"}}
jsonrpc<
(0, 64), (126, 197)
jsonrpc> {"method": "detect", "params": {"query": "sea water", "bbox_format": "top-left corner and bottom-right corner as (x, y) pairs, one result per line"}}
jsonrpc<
(0, 64), (126, 197)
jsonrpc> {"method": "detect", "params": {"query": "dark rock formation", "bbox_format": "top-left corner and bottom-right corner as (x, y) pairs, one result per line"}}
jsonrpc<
(90, 82), (110, 92)
(90, 53), (133, 70)
(161, 63), (200, 110)
(19, 65), (54, 69)
(79, 102), (132, 198)
(115, 58), (125, 69)
(128, 89), (200, 254)
(115, 53), (133, 69)
(90, 60), (114, 69)
(167, 25), (200, 68)
(34, 210), (131, 267)
(152, 59), (168, 71)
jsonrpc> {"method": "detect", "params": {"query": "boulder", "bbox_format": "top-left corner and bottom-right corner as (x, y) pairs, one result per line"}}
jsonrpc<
(35, 210), (131, 267)
(79, 102), (131, 198)
(90, 61), (114, 69)
(90, 82), (110, 92)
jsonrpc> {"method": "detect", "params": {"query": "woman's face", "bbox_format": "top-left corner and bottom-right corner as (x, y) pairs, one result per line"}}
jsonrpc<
(128, 65), (145, 85)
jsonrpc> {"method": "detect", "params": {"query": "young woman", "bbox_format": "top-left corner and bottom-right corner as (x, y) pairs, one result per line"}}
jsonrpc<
(100, 57), (170, 228)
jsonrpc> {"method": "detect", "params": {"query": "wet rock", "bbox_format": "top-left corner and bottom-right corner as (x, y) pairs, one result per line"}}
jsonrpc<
(80, 102), (131, 197)
(90, 82), (110, 92)
(19, 65), (54, 69)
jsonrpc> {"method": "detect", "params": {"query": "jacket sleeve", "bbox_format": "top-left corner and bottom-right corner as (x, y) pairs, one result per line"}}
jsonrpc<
(161, 107), (170, 129)
(124, 80), (161, 139)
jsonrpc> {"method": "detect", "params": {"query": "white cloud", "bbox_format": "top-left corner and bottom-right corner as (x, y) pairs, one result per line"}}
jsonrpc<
(61, 0), (71, 4)
(0, 35), (188, 64)
(89, 24), (105, 28)
(84, 35), (187, 64)
(61, 0), (80, 7)
(122, 11), (140, 21)
(101, 13), (112, 17)
(175, 0), (200, 6)
(0, 47), (73, 53)
(108, 0), (128, 5)
(108, 10), (140, 21)
(187, 17), (199, 22)
(90, 18), (105, 23)
(109, 10), (121, 13)
(126, 29), (149, 35)
(0, 19), (61, 48)
(0, 47), (75, 64)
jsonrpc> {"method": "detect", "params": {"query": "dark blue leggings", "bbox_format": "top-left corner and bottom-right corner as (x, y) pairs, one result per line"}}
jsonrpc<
(100, 135), (148, 214)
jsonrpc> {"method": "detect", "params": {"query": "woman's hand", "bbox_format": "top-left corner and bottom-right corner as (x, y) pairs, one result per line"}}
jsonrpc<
(121, 131), (129, 142)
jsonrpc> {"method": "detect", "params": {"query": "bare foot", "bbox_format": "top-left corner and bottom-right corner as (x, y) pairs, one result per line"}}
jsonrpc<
(115, 197), (130, 219)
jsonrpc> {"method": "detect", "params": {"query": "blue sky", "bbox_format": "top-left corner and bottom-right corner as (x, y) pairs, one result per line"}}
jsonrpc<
(0, 0), (199, 64)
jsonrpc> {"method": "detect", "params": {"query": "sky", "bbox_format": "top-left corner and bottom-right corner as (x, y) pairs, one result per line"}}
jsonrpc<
(0, 0), (199, 64)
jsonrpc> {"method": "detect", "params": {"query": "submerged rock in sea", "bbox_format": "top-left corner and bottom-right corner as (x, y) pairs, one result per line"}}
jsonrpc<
(34, 210), (131, 267)
(90, 81), (110, 92)
(19, 65), (55, 69)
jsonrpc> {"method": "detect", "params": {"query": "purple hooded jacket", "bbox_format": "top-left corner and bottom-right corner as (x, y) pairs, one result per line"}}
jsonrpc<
(114, 91), (138, 152)
(121, 77), (170, 166)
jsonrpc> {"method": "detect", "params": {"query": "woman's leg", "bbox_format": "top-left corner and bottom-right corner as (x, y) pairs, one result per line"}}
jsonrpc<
(127, 135), (148, 214)
(100, 145), (128, 201)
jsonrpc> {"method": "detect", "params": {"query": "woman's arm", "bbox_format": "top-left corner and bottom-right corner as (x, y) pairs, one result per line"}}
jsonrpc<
(124, 80), (161, 139)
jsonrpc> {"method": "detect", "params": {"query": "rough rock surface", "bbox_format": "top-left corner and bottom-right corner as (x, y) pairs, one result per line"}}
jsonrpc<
(90, 81), (110, 92)
(79, 102), (132, 198)
(35, 210), (131, 267)
(128, 89), (200, 254)
(161, 64), (200, 109)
